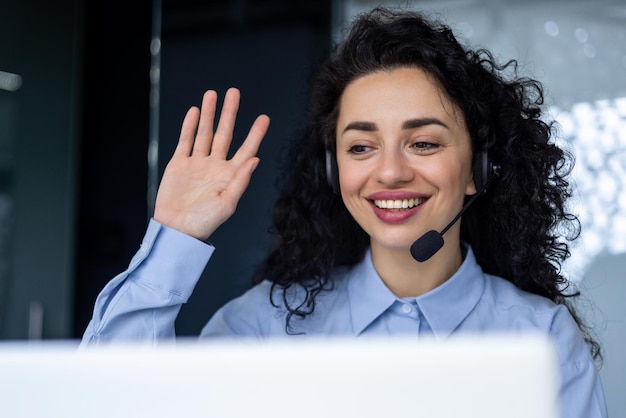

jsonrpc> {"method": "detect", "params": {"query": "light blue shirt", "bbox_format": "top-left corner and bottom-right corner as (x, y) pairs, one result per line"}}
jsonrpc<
(82, 219), (607, 417)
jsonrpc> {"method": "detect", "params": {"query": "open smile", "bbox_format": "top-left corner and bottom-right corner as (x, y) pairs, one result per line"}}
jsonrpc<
(373, 197), (427, 210)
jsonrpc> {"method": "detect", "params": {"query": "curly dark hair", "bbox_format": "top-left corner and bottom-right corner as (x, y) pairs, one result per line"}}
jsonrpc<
(254, 7), (600, 359)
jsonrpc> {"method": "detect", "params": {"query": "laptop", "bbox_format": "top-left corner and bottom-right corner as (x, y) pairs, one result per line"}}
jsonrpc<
(0, 334), (559, 418)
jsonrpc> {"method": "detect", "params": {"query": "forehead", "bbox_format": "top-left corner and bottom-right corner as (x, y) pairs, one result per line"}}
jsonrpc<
(337, 67), (464, 126)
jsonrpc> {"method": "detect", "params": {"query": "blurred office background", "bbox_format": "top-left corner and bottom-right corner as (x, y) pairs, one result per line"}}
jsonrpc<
(0, 0), (624, 415)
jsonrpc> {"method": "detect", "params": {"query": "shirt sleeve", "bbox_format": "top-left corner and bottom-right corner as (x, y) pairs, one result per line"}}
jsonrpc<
(551, 305), (608, 418)
(80, 219), (214, 346)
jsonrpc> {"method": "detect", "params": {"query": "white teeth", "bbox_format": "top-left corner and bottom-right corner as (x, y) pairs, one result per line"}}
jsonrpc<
(374, 198), (425, 209)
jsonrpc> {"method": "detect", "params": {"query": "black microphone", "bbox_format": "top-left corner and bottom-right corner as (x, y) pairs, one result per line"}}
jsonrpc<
(410, 176), (495, 263)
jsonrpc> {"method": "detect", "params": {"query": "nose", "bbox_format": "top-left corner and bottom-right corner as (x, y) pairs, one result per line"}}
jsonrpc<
(375, 149), (415, 186)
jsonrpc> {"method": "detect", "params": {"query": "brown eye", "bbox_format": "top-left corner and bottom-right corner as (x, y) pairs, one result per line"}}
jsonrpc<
(347, 145), (371, 154)
(413, 142), (438, 152)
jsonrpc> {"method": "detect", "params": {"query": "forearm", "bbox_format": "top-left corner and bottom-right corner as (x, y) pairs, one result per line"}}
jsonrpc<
(80, 219), (214, 346)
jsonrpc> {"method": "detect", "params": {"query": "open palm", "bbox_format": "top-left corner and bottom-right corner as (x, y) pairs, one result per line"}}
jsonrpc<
(154, 88), (270, 241)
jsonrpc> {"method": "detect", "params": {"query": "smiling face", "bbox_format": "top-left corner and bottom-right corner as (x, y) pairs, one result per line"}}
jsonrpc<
(335, 67), (476, 256)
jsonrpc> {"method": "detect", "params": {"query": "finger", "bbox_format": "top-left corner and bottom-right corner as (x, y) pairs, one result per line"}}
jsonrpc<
(173, 106), (200, 158)
(192, 90), (218, 156)
(231, 114), (270, 165)
(221, 157), (260, 204)
(210, 87), (241, 159)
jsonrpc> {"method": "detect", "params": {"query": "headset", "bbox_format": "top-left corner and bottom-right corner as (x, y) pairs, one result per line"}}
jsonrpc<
(471, 146), (501, 194)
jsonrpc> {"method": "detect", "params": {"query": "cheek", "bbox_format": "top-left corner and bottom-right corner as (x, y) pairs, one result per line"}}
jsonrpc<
(337, 162), (372, 217)
(336, 159), (362, 193)
(423, 158), (472, 191)
(338, 170), (360, 201)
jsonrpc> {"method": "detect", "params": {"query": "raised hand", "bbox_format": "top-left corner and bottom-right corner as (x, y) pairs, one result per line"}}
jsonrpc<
(153, 88), (270, 241)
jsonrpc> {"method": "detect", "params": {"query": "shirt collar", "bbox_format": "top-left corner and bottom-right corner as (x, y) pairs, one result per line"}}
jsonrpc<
(414, 246), (485, 339)
(346, 245), (485, 338)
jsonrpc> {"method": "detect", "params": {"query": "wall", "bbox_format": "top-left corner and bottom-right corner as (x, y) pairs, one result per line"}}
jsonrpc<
(0, 0), (80, 339)
(156, 1), (333, 334)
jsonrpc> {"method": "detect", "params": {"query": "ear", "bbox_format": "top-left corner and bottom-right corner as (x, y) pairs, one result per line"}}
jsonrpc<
(466, 148), (480, 195)
(465, 175), (477, 195)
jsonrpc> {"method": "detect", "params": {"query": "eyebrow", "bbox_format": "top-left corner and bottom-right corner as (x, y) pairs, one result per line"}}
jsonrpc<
(342, 117), (448, 133)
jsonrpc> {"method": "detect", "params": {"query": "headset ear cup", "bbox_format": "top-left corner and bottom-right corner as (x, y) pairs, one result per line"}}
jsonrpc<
(472, 147), (502, 195)
(325, 150), (340, 194)
(472, 148), (490, 193)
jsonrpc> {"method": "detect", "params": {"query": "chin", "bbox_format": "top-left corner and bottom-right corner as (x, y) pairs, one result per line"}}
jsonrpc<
(371, 238), (417, 253)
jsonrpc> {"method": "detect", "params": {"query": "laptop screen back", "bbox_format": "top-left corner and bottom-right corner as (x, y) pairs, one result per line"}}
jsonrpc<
(0, 334), (559, 418)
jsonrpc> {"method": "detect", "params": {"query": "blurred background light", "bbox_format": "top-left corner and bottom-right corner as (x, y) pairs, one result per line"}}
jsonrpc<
(0, 71), (22, 92)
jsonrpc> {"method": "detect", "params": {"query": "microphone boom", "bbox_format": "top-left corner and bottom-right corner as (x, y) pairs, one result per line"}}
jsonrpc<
(409, 173), (498, 262)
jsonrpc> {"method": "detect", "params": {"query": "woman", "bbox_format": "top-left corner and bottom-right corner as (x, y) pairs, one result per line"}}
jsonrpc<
(82, 7), (607, 417)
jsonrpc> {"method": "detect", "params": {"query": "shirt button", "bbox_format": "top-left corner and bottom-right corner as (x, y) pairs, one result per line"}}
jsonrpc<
(402, 304), (412, 314)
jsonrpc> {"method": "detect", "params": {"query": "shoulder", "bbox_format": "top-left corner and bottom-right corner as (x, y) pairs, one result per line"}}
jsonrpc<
(479, 274), (593, 363)
(482, 274), (557, 313)
(200, 280), (283, 338)
(459, 246), (559, 324)
(476, 274), (576, 340)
